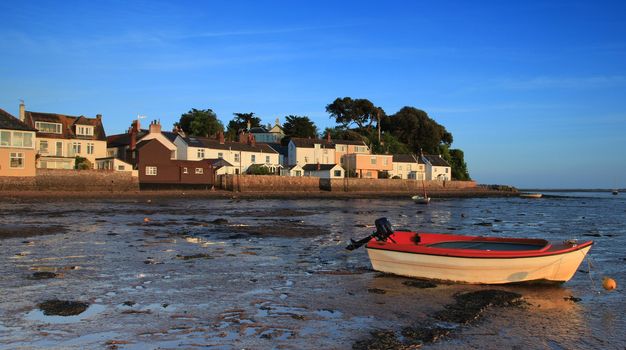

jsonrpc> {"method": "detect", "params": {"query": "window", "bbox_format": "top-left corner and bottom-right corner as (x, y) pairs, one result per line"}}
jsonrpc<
(87, 143), (94, 155)
(383, 158), (388, 166)
(117, 165), (125, 171)
(5, 131), (33, 148)
(183, 167), (188, 174)
(399, 165), (403, 170)
(0, 131), (10, 146)
(10, 152), (24, 168)
(304, 156), (309, 163)
(370, 157), (377, 165)
(145, 166), (157, 176)
(195, 168), (203, 174)
(38, 140), (49, 154)
(334, 170), (341, 177)
(197, 149), (205, 159)
(265, 155), (270, 163)
(76, 125), (94, 136)
(251, 155), (256, 163)
(445, 168), (449, 173)
(72, 142), (81, 154)
(234, 153), (240, 162)
(218, 152), (223, 159)
(295, 170), (302, 176)
(55, 141), (63, 156)
(35, 122), (62, 134)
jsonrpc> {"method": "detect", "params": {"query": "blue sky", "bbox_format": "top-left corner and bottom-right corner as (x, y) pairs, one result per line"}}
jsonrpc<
(1, 1), (625, 188)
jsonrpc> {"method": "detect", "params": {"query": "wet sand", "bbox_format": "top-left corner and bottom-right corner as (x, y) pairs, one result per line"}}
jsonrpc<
(0, 197), (623, 349)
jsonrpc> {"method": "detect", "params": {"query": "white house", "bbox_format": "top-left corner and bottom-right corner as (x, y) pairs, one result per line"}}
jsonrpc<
(390, 154), (426, 180)
(282, 164), (304, 177)
(174, 132), (280, 175)
(288, 137), (335, 166)
(421, 154), (451, 181)
(302, 163), (345, 179)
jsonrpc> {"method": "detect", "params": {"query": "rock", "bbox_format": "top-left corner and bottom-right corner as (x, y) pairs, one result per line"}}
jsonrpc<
(402, 280), (437, 289)
(434, 289), (523, 325)
(28, 272), (58, 280)
(401, 325), (451, 344)
(564, 295), (582, 302)
(353, 330), (402, 350)
(38, 299), (89, 316)
(176, 253), (211, 260)
(122, 301), (136, 307)
(367, 288), (386, 294)
(211, 218), (228, 225)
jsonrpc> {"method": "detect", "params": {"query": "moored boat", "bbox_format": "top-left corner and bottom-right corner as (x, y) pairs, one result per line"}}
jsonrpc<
(612, 189), (619, 195)
(411, 195), (431, 204)
(347, 218), (593, 284)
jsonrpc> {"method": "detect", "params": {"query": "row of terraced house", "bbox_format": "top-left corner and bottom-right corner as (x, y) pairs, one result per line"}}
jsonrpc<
(0, 103), (451, 188)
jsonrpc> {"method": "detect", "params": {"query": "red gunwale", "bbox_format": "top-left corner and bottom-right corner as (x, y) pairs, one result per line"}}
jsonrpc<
(366, 231), (594, 259)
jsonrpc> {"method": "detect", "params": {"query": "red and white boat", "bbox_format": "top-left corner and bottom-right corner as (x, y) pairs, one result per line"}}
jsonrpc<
(348, 218), (593, 284)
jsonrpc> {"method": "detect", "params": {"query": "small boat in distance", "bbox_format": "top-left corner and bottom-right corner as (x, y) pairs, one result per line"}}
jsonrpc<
(347, 218), (592, 284)
(411, 180), (430, 204)
(411, 195), (431, 204)
(612, 189), (619, 195)
(519, 192), (543, 198)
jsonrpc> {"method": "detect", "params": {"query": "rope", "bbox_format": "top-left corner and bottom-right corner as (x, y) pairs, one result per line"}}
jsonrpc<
(585, 253), (600, 294)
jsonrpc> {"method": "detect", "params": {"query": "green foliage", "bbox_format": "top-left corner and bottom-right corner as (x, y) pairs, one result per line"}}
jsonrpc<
(175, 108), (224, 137)
(323, 127), (366, 141)
(74, 156), (92, 170)
(326, 97), (385, 131)
(283, 115), (318, 138)
(449, 148), (471, 180)
(381, 106), (452, 154)
(246, 164), (272, 175)
(226, 112), (261, 140)
(369, 132), (410, 155)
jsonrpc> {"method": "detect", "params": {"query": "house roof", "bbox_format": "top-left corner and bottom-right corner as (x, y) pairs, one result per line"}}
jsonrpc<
(107, 129), (180, 148)
(183, 136), (278, 153)
(0, 109), (36, 131)
(249, 126), (268, 133)
(266, 142), (288, 156)
(208, 158), (233, 168)
(333, 139), (368, 146)
(393, 154), (418, 163)
(24, 110), (106, 141)
(302, 163), (340, 171)
(423, 155), (450, 167)
(290, 137), (335, 149)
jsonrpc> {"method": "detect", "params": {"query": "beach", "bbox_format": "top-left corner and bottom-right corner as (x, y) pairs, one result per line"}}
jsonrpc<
(0, 194), (624, 349)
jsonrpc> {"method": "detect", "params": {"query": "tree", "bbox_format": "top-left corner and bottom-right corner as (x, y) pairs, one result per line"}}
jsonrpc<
(226, 112), (261, 140)
(283, 115), (318, 138)
(326, 97), (384, 133)
(322, 127), (366, 141)
(449, 148), (471, 181)
(175, 108), (223, 137)
(382, 106), (452, 154)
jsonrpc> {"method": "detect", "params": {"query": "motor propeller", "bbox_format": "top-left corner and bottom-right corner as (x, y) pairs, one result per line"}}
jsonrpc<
(346, 217), (395, 251)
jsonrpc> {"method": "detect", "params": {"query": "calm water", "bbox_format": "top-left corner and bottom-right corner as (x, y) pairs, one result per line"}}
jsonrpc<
(0, 193), (624, 349)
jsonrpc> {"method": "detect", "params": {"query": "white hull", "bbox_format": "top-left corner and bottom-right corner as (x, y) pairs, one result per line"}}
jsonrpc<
(366, 245), (591, 284)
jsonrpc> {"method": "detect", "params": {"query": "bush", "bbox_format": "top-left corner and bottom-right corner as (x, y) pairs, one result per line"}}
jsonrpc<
(74, 156), (92, 170)
(246, 164), (272, 175)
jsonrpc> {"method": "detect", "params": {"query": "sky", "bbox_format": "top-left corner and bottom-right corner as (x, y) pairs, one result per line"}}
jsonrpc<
(1, 0), (625, 189)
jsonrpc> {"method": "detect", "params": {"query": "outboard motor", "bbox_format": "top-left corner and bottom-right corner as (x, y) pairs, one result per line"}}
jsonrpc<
(373, 217), (394, 241)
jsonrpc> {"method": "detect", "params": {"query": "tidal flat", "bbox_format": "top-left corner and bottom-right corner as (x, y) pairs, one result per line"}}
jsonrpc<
(0, 194), (624, 349)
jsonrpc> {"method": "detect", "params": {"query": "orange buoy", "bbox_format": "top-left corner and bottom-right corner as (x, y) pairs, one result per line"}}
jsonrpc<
(602, 277), (617, 291)
(143, 217), (150, 223)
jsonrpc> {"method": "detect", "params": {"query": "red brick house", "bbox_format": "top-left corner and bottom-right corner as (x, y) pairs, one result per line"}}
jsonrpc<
(137, 137), (227, 189)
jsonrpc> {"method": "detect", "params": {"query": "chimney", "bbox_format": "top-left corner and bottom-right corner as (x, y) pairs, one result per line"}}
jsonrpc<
(149, 120), (161, 134)
(238, 130), (246, 143)
(130, 122), (137, 151)
(19, 100), (25, 122)
(96, 114), (102, 120)
(218, 131), (225, 144)
(249, 133), (256, 147)
(326, 131), (331, 143)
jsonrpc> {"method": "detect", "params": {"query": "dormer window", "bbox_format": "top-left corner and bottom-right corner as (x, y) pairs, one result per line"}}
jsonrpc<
(35, 121), (62, 134)
(76, 125), (94, 136)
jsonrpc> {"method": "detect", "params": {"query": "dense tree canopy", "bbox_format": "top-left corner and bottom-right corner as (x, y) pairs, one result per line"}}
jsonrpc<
(283, 115), (318, 138)
(381, 106), (452, 154)
(326, 97), (385, 132)
(174, 108), (224, 137)
(226, 112), (261, 140)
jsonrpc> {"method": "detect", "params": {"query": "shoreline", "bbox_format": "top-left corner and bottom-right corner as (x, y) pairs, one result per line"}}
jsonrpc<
(0, 188), (518, 201)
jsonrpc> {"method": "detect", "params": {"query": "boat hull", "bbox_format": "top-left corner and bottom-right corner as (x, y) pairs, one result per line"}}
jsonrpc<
(366, 244), (591, 284)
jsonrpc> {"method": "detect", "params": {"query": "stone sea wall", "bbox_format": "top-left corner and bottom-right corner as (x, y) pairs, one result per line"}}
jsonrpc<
(0, 169), (139, 192)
